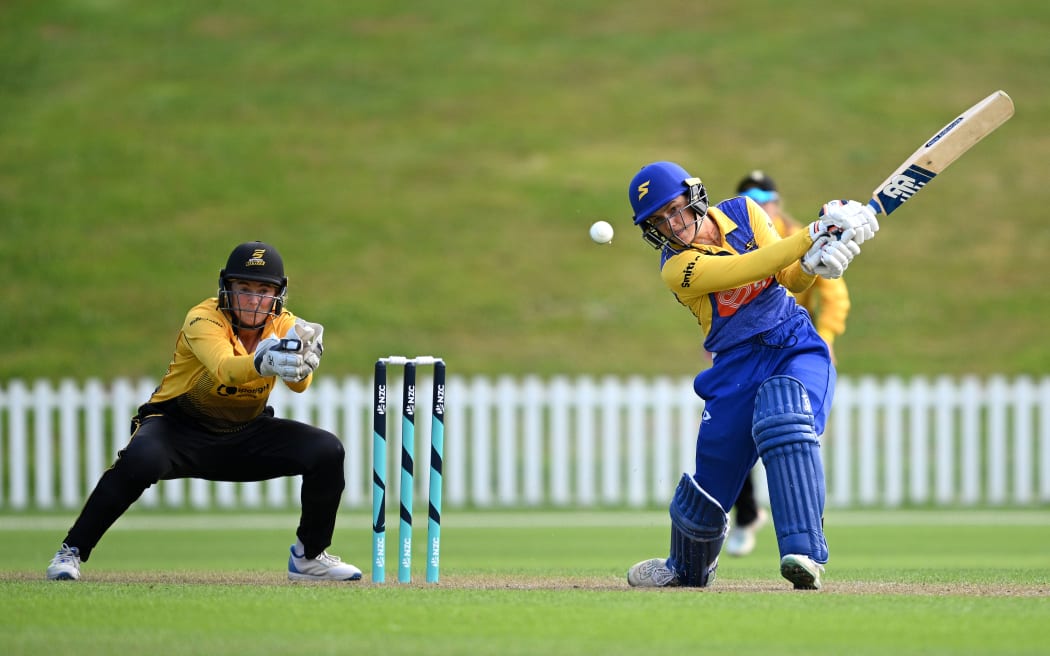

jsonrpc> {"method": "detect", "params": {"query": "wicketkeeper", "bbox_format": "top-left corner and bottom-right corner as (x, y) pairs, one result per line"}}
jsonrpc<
(47, 241), (360, 582)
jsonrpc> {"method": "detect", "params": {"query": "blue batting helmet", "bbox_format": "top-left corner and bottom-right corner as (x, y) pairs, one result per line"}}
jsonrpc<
(629, 161), (697, 224)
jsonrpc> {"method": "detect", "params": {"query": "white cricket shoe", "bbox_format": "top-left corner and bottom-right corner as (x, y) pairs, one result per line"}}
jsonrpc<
(627, 558), (680, 588)
(47, 544), (81, 581)
(780, 554), (824, 590)
(288, 545), (362, 582)
(725, 507), (768, 557)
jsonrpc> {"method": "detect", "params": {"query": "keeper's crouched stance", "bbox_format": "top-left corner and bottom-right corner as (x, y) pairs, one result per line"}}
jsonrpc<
(46, 241), (361, 582)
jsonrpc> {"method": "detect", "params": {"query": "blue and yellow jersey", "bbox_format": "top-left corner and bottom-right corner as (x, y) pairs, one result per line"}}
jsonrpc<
(659, 197), (816, 354)
(145, 298), (311, 432)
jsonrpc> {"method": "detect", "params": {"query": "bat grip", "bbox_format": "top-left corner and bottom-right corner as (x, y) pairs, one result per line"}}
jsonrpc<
(867, 198), (884, 215)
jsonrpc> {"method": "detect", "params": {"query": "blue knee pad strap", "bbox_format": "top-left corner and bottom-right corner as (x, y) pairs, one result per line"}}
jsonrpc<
(667, 473), (728, 587)
(753, 376), (828, 564)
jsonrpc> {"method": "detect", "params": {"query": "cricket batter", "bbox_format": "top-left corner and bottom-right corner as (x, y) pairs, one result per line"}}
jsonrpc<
(46, 241), (361, 582)
(724, 170), (853, 558)
(624, 162), (877, 589)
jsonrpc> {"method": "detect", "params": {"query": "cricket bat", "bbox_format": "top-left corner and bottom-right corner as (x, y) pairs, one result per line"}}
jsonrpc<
(867, 90), (1015, 216)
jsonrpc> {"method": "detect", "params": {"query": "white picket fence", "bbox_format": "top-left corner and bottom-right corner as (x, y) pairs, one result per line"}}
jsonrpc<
(1, 374), (1049, 511)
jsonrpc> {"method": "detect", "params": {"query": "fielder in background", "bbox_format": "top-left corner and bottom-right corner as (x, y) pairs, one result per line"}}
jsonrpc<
(723, 170), (853, 558)
(624, 161), (878, 590)
(46, 241), (361, 582)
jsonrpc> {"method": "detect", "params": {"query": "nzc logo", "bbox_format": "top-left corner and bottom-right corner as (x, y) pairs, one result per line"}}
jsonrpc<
(375, 384), (386, 415)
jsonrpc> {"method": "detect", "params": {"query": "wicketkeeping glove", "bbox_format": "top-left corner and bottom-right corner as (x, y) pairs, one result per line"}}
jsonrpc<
(254, 327), (311, 382)
(294, 318), (324, 357)
(294, 318), (324, 374)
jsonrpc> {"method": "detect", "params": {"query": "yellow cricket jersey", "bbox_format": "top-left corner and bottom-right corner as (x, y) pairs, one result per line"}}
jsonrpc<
(145, 298), (311, 432)
(659, 197), (817, 352)
(771, 212), (851, 345)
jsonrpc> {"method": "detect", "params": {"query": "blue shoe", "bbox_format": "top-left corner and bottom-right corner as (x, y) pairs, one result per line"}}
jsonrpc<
(288, 545), (362, 582)
(47, 544), (81, 581)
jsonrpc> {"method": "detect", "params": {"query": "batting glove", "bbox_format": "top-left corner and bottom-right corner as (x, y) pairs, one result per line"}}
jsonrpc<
(801, 236), (860, 279)
(811, 199), (880, 245)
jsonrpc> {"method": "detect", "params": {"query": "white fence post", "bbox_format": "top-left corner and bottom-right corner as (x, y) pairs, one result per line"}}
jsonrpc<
(574, 375), (596, 506)
(882, 376), (905, 506)
(1041, 378), (1050, 502)
(987, 376), (1009, 505)
(1013, 376), (1034, 505)
(32, 379), (54, 509)
(829, 376), (853, 507)
(625, 376), (648, 508)
(521, 375), (544, 506)
(857, 375), (879, 505)
(599, 375), (621, 506)
(960, 376), (982, 504)
(495, 375), (517, 506)
(58, 379), (80, 509)
(548, 376), (571, 506)
(933, 375), (955, 505)
(9, 380), (29, 509)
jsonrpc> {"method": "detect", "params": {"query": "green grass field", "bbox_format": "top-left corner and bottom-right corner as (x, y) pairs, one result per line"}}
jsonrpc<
(3, 510), (1049, 654)
(3, 3), (1049, 652)
(2, 0), (1049, 380)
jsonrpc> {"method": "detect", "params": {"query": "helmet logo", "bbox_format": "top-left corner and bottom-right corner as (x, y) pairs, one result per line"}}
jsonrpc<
(637, 180), (650, 200)
(246, 249), (267, 268)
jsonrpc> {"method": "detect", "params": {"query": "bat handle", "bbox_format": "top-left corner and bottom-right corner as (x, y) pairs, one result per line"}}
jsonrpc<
(867, 198), (885, 215)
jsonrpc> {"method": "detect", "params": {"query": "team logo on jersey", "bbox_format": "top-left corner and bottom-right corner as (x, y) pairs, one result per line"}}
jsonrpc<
(681, 260), (697, 288)
(217, 383), (269, 396)
(714, 277), (772, 317)
(636, 180), (650, 200)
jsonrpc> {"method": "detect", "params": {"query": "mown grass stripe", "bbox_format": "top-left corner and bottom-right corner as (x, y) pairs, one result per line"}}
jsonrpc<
(2, 509), (1047, 531)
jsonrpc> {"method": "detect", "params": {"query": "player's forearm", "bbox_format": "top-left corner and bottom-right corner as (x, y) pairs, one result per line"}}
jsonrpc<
(187, 335), (261, 385)
(211, 354), (262, 385)
(664, 230), (813, 294)
(777, 261), (817, 293)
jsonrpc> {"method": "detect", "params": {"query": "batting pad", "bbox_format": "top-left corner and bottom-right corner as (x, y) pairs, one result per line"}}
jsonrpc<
(667, 473), (728, 587)
(752, 376), (829, 563)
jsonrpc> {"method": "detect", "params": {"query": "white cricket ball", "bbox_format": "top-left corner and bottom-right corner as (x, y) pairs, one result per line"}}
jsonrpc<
(589, 220), (614, 244)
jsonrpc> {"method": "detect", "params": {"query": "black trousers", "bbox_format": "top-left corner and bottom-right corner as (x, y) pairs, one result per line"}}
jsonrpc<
(732, 473), (759, 526)
(64, 413), (345, 561)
